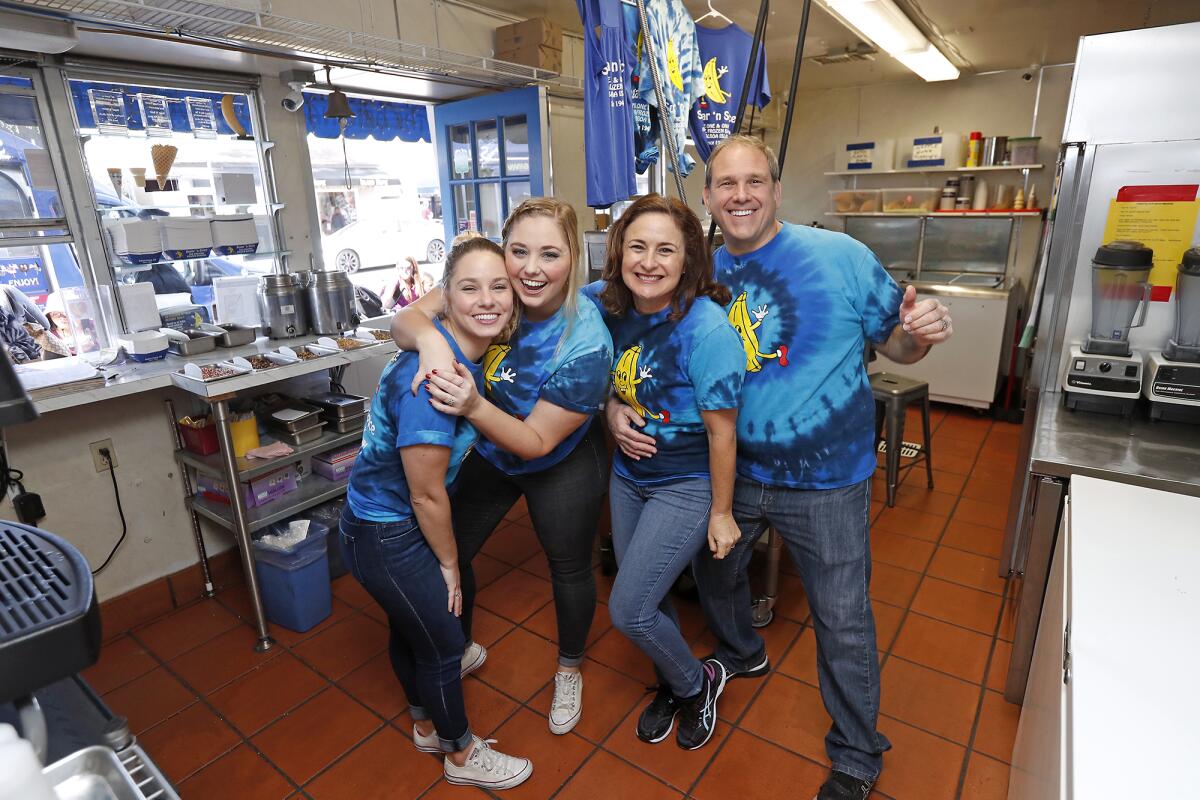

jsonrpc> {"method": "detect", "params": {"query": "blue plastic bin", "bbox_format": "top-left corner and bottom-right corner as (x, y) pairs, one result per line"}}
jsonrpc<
(252, 521), (332, 632)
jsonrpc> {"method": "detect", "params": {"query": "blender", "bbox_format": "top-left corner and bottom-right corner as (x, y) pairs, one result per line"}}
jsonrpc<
(1144, 246), (1200, 422)
(1063, 240), (1153, 417)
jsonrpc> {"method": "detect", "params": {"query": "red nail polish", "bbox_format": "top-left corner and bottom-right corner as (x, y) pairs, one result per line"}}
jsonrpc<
(432, 369), (438, 374)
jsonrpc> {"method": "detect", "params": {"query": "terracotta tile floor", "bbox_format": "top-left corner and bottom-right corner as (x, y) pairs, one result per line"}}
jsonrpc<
(87, 406), (1022, 799)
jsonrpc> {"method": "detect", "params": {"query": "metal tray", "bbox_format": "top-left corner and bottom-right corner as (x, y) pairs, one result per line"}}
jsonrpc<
(167, 330), (217, 356)
(276, 421), (325, 445)
(326, 410), (367, 433)
(266, 401), (323, 432)
(177, 361), (252, 384)
(307, 392), (369, 418)
(43, 744), (178, 800)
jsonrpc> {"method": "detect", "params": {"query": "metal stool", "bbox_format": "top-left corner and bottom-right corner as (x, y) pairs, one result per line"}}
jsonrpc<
(870, 372), (934, 507)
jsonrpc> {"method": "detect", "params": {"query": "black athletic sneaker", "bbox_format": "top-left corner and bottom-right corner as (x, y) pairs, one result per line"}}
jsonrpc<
(675, 660), (726, 750)
(635, 685), (679, 743)
(704, 653), (769, 681)
(814, 770), (873, 800)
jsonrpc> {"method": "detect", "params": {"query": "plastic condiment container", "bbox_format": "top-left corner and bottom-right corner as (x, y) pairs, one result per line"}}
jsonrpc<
(1008, 136), (1041, 165)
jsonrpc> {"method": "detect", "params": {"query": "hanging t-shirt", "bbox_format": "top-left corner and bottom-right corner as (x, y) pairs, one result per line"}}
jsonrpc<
(583, 283), (744, 484)
(577, 0), (638, 207)
(688, 23), (771, 162)
(475, 292), (613, 475)
(621, 3), (662, 174)
(631, 0), (704, 177)
(348, 319), (483, 523)
(713, 223), (903, 489)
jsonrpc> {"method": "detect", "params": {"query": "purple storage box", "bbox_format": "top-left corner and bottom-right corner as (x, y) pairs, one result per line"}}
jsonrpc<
(197, 465), (298, 508)
(312, 456), (356, 481)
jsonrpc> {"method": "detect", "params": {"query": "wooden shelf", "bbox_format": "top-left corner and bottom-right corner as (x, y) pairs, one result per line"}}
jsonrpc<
(825, 164), (1044, 176)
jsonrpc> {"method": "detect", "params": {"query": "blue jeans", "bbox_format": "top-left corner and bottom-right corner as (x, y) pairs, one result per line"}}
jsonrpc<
(608, 473), (710, 698)
(690, 477), (891, 782)
(339, 506), (472, 753)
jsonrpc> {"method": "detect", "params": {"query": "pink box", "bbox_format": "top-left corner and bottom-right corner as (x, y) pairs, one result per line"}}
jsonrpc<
(197, 465), (298, 508)
(312, 455), (356, 481)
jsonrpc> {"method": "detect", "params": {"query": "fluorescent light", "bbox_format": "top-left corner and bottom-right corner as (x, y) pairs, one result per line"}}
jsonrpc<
(894, 44), (960, 82)
(823, 0), (959, 82)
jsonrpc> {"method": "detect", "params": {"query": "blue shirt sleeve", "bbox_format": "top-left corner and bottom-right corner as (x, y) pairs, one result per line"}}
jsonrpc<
(688, 322), (745, 411)
(581, 280), (607, 319)
(540, 348), (613, 414)
(392, 380), (456, 449)
(854, 250), (904, 344)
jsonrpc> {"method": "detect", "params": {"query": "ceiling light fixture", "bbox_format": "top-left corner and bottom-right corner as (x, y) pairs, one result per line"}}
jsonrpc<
(823, 0), (960, 81)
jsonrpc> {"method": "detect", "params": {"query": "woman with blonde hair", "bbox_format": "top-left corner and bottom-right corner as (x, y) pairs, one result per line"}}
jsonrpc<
(390, 198), (613, 735)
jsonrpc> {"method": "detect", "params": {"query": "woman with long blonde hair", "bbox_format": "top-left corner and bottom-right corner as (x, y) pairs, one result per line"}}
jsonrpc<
(389, 198), (613, 735)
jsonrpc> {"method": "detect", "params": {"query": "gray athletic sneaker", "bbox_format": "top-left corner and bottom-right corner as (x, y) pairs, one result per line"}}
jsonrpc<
(549, 670), (583, 734)
(443, 737), (533, 790)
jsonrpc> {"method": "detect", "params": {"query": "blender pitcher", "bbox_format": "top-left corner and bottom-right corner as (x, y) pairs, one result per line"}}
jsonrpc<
(1165, 246), (1200, 362)
(1084, 240), (1153, 356)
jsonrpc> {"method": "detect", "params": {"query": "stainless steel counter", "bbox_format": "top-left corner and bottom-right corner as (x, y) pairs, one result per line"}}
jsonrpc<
(1031, 394), (1200, 497)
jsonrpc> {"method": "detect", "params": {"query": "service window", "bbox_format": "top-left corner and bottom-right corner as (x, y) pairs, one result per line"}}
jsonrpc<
(0, 74), (101, 355)
(302, 92), (440, 304)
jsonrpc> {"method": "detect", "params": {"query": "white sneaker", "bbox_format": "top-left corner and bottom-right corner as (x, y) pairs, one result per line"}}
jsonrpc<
(413, 724), (440, 753)
(461, 641), (487, 677)
(548, 670), (583, 734)
(443, 737), (533, 790)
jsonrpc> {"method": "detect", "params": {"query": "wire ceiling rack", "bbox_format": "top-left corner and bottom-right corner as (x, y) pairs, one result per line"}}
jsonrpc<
(13, 0), (583, 92)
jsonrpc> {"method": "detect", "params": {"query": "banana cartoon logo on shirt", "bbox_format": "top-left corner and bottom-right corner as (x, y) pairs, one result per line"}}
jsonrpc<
(702, 58), (730, 104)
(666, 40), (684, 91)
(728, 291), (790, 373)
(612, 345), (670, 422)
(483, 344), (516, 394)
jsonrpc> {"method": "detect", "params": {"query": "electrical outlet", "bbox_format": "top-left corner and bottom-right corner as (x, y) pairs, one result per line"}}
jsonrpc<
(90, 439), (117, 472)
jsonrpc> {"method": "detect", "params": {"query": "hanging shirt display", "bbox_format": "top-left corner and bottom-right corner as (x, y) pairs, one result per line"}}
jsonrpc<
(688, 23), (771, 162)
(621, 3), (661, 174)
(577, 0), (638, 207)
(630, 0), (704, 177)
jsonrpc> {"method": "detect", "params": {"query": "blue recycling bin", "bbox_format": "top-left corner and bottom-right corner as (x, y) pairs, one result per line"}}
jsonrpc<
(252, 521), (332, 632)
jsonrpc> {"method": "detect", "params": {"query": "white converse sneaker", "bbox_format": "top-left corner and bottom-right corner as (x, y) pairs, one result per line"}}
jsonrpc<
(548, 670), (583, 734)
(460, 641), (487, 677)
(412, 724), (440, 753)
(443, 737), (533, 790)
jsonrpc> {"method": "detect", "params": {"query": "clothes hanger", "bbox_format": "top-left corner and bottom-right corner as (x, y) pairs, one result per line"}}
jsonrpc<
(695, 0), (734, 25)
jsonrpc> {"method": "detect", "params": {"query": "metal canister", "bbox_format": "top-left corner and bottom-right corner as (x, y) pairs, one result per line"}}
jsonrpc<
(306, 269), (358, 335)
(982, 136), (1008, 166)
(258, 274), (308, 339)
(959, 174), (977, 204)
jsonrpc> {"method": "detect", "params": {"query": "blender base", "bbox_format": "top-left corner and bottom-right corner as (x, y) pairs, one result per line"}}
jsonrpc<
(1064, 391), (1139, 418)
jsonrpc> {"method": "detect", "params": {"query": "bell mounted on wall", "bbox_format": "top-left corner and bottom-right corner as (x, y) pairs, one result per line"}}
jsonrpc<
(321, 65), (355, 189)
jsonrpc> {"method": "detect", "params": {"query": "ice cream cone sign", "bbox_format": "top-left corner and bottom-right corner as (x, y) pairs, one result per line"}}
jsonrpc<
(221, 94), (249, 139)
(151, 144), (177, 188)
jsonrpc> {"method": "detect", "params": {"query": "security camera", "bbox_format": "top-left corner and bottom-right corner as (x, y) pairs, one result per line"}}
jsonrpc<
(281, 81), (305, 112)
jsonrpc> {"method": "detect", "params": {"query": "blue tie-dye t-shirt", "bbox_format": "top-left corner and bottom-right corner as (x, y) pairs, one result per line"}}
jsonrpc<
(584, 283), (744, 484)
(347, 319), (484, 522)
(475, 291), (613, 475)
(713, 223), (903, 489)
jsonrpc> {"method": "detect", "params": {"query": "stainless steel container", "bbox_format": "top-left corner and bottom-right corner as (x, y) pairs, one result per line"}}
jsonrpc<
(277, 421), (326, 445)
(327, 411), (367, 433)
(306, 269), (359, 335)
(982, 135), (1008, 166)
(258, 273), (309, 339)
(267, 401), (324, 432)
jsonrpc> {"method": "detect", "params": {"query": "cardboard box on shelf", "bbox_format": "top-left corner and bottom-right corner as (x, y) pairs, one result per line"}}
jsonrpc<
(497, 43), (563, 73)
(495, 17), (562, 53)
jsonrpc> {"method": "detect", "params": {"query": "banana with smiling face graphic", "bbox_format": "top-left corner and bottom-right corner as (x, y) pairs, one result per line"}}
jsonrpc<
(728, 292), (789, 373)
(612, 345), (670, 423)
(702, 58), (730, 104)
(483, 344), (516, 394)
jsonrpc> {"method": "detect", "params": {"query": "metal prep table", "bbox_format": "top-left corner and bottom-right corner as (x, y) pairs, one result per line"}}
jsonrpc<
(1000, 392), (1200, 702)
(167, 336), (396, 652)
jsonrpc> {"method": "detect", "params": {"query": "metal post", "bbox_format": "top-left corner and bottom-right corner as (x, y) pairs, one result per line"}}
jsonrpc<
(212, 398), (274, 652)
(751, 528), (783, 628)
(775, 0), (812, 172)
(165, 398), (214, 597)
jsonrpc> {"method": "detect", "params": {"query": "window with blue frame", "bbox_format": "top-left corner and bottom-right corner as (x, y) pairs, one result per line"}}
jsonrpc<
(446, 114), (531, 241)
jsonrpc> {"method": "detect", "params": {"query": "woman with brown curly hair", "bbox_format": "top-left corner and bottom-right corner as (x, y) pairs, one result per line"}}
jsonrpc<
(582, 194), (744, 751)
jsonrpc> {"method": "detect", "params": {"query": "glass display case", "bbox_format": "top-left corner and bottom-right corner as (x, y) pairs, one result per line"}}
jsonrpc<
(66, 75), (283, 325)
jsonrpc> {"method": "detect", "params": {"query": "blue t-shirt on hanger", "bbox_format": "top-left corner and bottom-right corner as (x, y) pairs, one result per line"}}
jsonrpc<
(688, 22), (771, 162)
(583, 282), (744, 484)
(577, 0), (639, 207)
(347, 319), (484, 523)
